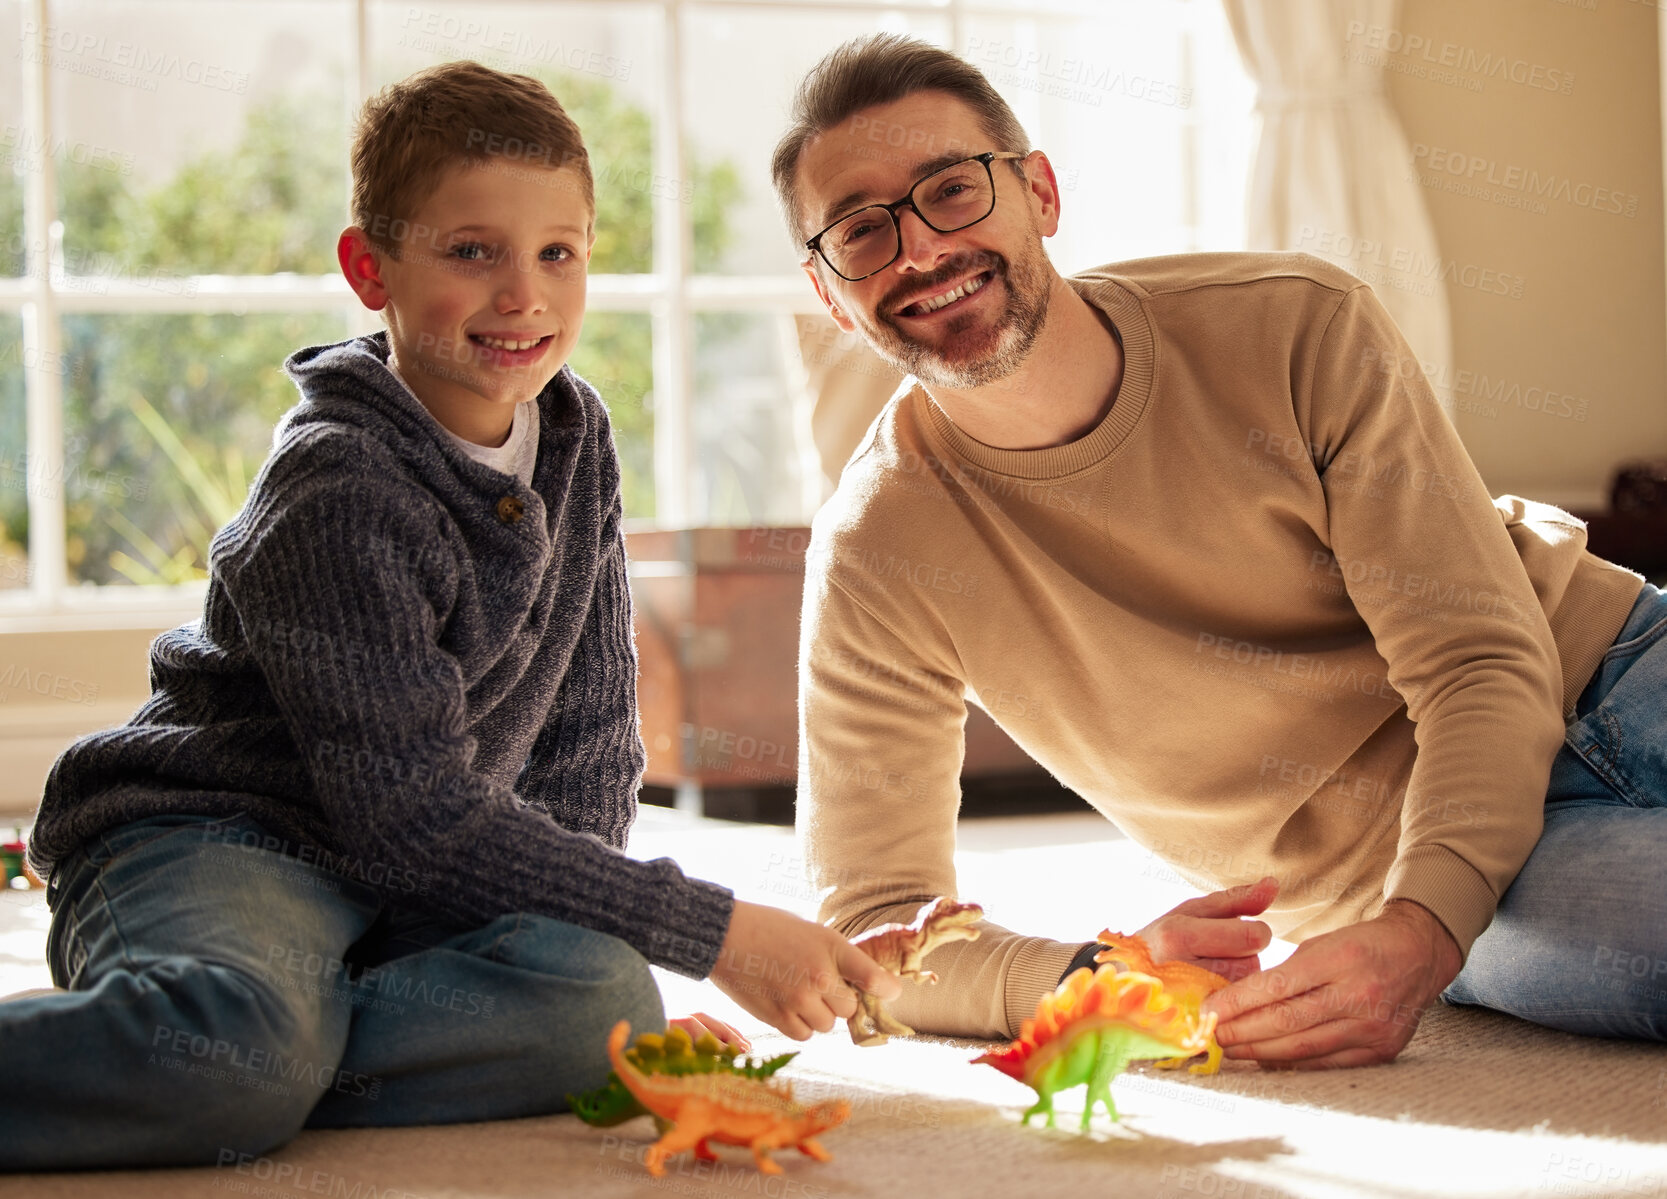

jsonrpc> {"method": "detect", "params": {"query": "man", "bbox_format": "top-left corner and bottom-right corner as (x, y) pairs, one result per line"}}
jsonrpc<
(774, 33), (1665, 1067)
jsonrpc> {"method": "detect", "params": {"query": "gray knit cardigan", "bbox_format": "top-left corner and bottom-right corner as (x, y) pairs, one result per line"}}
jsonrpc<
(30, 333), (734, 978)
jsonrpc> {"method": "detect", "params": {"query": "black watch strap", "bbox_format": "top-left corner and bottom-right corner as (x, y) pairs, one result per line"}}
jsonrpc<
(1058, 941), (1102, 986)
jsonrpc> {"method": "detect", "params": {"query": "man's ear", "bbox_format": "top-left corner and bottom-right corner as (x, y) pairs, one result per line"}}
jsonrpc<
(338, 228), (389, 311)
(1021, 150), (1063, 239)
(803, 259), (856, 333)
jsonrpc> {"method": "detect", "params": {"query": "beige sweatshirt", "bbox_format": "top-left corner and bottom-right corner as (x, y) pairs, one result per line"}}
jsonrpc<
(796, 252), (1644, 1040)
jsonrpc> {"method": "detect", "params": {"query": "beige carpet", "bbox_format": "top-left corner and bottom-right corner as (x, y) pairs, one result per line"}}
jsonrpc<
(2, 807), (1664, 1198)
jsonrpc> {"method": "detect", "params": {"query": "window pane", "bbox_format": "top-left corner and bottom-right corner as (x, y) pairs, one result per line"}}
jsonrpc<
(981, 0), (1110, 12)
(371, 1), (661, 275)
(684, 10), (953, 276)
(692, 313), (814, 527)
(1, 0), (22, 276)
(47, 0), (350, 277)
(962, 4), (1252, 269)
(62, 311), (350, 587)
(1188, 2), (1258, 252)
(0, 315), (27, 590)
(568, 311), (654, 521)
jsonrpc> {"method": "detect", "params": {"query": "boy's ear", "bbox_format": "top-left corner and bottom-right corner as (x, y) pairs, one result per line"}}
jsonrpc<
(338, 228), (389, 311)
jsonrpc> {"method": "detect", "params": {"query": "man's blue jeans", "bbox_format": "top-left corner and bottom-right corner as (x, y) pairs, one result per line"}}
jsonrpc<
(1445, 582), (1667, 1040)
(0, 814), (664, 1171)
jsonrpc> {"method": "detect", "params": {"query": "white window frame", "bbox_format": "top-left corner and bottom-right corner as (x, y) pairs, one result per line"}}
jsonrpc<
(1, 0), (1222, 631)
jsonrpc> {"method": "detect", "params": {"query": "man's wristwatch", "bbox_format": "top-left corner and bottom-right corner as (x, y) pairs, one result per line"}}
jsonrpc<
(1059, 942), (1102, 986)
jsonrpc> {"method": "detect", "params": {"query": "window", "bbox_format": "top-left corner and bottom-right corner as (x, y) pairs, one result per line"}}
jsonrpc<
(0, 0), (1252, 622)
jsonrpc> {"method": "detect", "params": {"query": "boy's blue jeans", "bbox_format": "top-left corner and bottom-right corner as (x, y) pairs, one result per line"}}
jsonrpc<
(1444, 581), (1667, 1040)
(0, 814), (664, 1172)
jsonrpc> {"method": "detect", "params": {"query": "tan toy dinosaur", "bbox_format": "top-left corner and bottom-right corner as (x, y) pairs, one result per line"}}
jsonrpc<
(605, 1021), (850, 1178)
(847, 896), (983, 1046)
(1093, 930), (1230, 1073)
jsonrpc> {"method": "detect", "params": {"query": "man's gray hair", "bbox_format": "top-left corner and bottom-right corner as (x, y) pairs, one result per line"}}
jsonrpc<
(771, 34), (1031, 251)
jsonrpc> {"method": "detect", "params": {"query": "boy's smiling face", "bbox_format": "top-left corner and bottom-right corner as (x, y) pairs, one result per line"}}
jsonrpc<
(344, 160), (594, 446)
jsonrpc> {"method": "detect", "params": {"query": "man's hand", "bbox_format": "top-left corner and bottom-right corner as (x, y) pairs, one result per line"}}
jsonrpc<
(1136, 876), (1279, 981)
(709, 900), (903, 1042)
(1204, 899), (1463, 1068)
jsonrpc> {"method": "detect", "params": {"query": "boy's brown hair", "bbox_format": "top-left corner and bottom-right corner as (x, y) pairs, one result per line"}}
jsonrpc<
(351, 59), (594, 255)
(771, 34), (1030, 249)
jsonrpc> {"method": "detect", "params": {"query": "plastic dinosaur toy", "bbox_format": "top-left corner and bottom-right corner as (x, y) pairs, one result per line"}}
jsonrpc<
(1093, 931), (1229, 1074)
(847, 896), (984, 1046)
(567, 1023), (797, 1127)
(972, 966), (1217, 1129)
(597, 1020), (851, 1178)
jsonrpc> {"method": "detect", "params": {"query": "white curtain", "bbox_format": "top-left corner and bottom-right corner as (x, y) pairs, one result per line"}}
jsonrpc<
(1224, 0), (1452, 409)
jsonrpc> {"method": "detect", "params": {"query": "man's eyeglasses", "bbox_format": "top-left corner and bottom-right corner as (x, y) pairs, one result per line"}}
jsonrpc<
(805, 151), (1027, 282)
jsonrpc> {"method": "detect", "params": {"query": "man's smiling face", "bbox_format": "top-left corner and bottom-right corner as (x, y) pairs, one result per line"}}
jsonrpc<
(795, 90), (1057, 390)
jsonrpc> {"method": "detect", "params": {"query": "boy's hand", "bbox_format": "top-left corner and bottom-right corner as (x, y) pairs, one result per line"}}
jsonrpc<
(710, 900), (903, 1041)
(1136, 875), (1279, 981)
(668, 1012), (751, 1052)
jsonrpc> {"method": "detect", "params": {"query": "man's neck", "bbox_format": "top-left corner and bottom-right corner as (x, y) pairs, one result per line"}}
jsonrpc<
(924, 275), (1123, 451)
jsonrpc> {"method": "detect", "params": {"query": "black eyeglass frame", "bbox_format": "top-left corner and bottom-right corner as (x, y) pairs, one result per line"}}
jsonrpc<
(803, 150), (1028, 282)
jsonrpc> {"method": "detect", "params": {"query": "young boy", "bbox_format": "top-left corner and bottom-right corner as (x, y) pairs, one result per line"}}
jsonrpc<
(0, 60), (898, 1172)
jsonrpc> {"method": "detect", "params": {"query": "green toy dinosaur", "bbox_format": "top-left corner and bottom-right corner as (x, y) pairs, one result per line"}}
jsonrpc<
(973, 965), (1217, 1129)
(567, 1025), (797, 1127)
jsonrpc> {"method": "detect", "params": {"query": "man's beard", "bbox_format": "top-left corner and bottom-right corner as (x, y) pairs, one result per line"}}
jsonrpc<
(857, 241), (1052, 390)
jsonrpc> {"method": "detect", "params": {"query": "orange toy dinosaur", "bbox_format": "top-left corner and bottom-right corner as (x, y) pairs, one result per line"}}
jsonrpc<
(1093, 931), (1229, 1074)
(605, 1021), (850, 1178)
